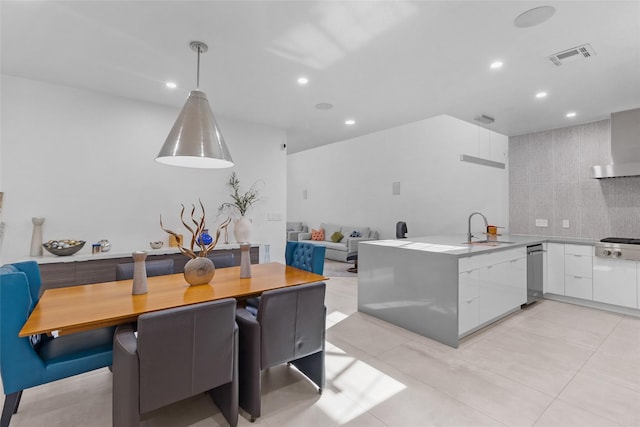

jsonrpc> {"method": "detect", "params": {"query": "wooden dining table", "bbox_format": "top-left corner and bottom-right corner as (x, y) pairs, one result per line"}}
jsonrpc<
(20, 262), (327, 337)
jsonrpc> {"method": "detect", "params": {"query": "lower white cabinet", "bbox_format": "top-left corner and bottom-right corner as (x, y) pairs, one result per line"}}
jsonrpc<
(565, 275), (593, 300)
(458, 248), (526, 335)
(563, 244), (593, 300)
(593, 257), (637, 308)
(479, 257), (527, 324)
(546, 243), (565, 295)
(458, 268), (480, 335)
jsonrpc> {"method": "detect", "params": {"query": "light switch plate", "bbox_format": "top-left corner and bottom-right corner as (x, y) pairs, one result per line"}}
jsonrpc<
(562, 219), (570, 228)
(267, 213), (282, 221)
(535, 219), (548, 227)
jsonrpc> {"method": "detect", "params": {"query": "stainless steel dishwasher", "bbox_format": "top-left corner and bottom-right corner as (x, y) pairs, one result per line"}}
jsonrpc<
(524, 244), (544, 306)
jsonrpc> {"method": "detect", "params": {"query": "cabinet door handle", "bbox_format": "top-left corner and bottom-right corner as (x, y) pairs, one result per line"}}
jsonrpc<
(466, 299), (473, 304)
(573, 275), (583, 279)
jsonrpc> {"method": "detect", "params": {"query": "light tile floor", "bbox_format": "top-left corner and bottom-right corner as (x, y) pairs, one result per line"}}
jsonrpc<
(3, 260), (640, 426)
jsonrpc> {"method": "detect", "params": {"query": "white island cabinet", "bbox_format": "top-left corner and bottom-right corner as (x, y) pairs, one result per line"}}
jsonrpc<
(458, 248), (526, 335)
(358, 236), (535, 348)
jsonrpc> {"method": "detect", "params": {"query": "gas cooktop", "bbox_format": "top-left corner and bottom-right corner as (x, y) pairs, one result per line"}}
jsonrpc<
(596, 237), (640, 261)
(600, 237), (640, 245)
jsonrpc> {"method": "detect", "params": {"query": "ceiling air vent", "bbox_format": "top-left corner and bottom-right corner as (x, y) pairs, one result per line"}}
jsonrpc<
(548, 44), (596, 66)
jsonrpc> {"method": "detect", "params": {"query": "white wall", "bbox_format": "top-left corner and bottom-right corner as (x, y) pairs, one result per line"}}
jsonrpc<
(0, 75), (287, 264)
(287, 115), (509, 239)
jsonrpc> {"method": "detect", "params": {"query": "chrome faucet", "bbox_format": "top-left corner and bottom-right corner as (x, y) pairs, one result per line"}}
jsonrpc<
(467, 212), (489, 242)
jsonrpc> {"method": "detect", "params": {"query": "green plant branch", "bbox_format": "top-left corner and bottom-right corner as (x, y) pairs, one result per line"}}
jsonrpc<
(218, 172), (262, 216)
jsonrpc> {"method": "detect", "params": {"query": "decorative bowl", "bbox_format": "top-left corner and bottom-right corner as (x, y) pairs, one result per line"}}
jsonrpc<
(43, 240), (85, 256)
(98, 239), (111, 252)
(150, 241), (164, 249)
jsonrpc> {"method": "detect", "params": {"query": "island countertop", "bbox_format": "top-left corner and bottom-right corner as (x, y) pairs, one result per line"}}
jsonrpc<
(361, 234), (596, 257)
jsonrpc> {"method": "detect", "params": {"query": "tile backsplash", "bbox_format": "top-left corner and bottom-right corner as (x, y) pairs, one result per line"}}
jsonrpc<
(509, 119), (640, 240)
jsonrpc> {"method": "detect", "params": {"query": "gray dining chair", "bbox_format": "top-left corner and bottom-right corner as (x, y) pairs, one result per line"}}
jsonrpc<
(207, 252), (235, 268)
(115, 259), (174, 280)
(236, 281), (326, 422)
(112, 298), (239, 426)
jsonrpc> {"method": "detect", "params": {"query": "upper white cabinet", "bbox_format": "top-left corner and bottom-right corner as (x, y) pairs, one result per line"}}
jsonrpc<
(546, 243), (565, 295)
(593, 257), (637, 308)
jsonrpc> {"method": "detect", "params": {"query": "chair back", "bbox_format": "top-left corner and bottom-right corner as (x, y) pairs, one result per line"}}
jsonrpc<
(285, 241), (325, 275)
(0, 262), (45, 394)
(136, 299), (237, 414)
(115, 259), (174, 280)
(207, 252), (235, 268)
(257, 282), (326, 369)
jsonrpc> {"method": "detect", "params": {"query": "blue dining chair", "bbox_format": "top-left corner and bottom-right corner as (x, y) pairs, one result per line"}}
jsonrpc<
(284, 241), (326, 275)
(0, 261), (114, 427)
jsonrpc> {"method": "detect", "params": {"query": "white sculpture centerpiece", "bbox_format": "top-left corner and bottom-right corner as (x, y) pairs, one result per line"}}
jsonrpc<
(160, 200), (231, 286)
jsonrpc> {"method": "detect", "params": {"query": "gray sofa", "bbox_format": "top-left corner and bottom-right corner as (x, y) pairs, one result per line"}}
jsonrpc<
(286, 221), (308, 241)
(298, 222), (378, 262)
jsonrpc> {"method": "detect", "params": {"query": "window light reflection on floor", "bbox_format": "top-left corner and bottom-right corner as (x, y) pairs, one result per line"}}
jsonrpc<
(320, 342), (406, 424)
(327, 310), (350, 328)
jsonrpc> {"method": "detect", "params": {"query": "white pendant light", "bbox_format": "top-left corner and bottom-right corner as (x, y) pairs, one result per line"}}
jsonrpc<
(156, 41), (234, 169)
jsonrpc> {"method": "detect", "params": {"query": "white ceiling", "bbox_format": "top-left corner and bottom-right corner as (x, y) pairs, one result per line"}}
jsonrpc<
(2, 1), (639, 154)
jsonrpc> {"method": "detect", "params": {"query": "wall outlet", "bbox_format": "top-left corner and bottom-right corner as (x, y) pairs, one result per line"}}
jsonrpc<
(535, 219), (548, 228)
(562, 219), (570, 228)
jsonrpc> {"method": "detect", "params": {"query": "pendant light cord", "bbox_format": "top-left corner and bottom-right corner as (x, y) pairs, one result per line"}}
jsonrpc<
(196, 45), (201, 89)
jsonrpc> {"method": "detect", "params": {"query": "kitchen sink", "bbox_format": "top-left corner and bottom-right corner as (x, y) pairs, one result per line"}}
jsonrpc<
(463, 240), (516, 246)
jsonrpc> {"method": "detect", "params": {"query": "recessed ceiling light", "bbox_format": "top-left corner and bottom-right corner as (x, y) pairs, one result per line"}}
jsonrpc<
(490, 61), (503, 70)
(345, 119), (356, 125)
(165, 81), (177, 89)
(535, 91), (548, 99)
(566, 112), (577, 118)
(297, 77), (309, 85)
(315, 103), (333, 110)
(514, 6), (556, 28)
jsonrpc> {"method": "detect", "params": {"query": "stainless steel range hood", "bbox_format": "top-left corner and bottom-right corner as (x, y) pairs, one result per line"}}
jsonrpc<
(591, 108), (640, 179)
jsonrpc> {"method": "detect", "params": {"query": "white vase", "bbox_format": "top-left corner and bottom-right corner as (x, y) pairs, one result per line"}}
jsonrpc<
(30, 217), (45, 257)
(234, 216), (252, 243)
(240, 243), (252, 278)
(131, 251), (148, 295)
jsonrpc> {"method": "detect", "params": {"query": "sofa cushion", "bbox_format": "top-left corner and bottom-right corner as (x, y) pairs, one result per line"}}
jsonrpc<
(330, 231), (344, 243)
(319, 241), (348, 251)
(311, 229), (325, 241)
(342, 226), (370, 239)
(320, 223), (341, 242)
(286, 221), (302, 232)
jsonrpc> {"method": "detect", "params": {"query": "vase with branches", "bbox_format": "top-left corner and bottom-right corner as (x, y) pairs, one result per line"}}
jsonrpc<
(160, 199), (231, 285)
(219, 172), (261, 243)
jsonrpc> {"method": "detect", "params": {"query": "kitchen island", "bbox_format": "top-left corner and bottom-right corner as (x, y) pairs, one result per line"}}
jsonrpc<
(358, 235), (545, 348)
